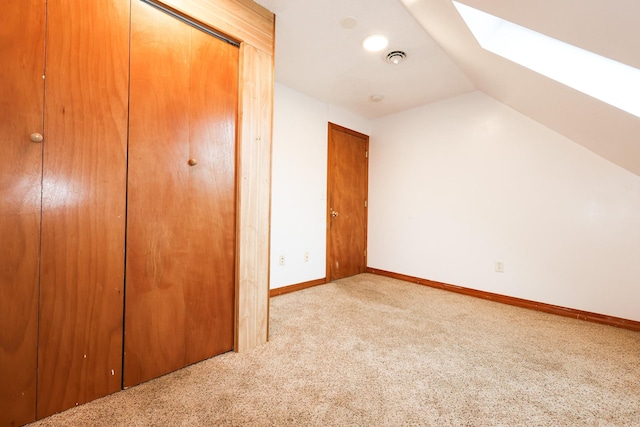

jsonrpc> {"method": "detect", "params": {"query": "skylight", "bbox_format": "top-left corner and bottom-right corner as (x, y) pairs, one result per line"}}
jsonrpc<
(452, 1), (640, 118)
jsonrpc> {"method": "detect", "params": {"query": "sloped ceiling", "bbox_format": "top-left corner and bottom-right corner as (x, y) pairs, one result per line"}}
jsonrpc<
(403, 0), (640, 176)
(255, 0), (640, 176)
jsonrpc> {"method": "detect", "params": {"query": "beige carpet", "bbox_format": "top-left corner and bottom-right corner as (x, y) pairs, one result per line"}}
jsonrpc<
(30, 273), (640, 426)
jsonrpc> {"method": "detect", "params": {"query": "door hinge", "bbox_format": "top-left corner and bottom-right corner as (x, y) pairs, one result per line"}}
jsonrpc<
(364, 249), (367, 257)
(365, 151), (368, 158)
(364, 200), (368, 208)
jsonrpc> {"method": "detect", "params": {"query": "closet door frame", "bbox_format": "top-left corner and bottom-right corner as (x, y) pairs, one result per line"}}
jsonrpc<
(152, 0), (274, 352)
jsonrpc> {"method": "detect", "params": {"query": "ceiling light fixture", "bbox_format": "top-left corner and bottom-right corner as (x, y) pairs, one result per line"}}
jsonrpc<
(363, 34), (389, 52)
(386, 50), (407, 64)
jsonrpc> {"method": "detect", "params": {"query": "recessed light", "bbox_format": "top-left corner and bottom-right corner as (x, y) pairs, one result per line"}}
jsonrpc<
(370, 95), (384, 102)
(363, 34), (388, 52)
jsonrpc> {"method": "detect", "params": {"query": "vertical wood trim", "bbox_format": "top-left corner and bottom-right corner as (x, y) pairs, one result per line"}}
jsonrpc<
(235, 43), (273, 352)
(363, 138), (369, 270)
(325, 124), (334, 282)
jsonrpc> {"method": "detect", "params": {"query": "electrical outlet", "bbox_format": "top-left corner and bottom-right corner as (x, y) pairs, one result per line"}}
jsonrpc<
(304, 252), (309, 262)
(279, 255), (285, 266)
(495, 261), (504, 273)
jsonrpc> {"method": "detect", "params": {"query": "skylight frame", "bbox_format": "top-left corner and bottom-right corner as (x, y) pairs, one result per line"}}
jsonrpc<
(452, 1), (640, 118)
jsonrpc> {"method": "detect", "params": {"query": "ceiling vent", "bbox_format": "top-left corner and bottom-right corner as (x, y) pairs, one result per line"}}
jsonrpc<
(386, 50), (407, 65)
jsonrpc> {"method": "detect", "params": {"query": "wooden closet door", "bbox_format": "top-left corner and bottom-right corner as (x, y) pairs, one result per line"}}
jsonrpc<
(0, 1), (45, 425)
(36, 0), (130, 419)
(124, 0), (238, 387)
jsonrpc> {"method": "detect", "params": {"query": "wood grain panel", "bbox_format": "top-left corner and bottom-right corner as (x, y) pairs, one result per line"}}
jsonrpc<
(37, 0), (130, 419)
(185, 13), (238, 366)
(327, 124), (369, 281)
(157, 0), (275, 54)
(157, 0), (275, 355)
(235, 44), (273, 352)
(125, 0), (238, 387)
(0, 0), (45, 424)
(367, 268), (640, 333)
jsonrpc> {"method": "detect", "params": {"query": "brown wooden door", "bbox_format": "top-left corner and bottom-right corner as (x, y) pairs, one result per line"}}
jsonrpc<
(0, 1), (45, 424)
(36, 0), (130, 419)
(327, 123), (369, 281)
(124, 0), (238, 387)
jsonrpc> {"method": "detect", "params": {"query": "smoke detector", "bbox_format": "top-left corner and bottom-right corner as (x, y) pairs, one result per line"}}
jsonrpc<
(386, 50), (407, 64)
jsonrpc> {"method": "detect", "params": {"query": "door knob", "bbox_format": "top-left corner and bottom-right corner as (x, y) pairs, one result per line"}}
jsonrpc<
(330, 209), (339, 218)
(30, 133), (43, 143)
(188, 159), (197, 166)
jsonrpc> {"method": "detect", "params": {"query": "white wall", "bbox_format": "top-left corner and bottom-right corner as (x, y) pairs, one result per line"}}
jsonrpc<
(270, 83), (371, 289)
(368, 91), (640, 321)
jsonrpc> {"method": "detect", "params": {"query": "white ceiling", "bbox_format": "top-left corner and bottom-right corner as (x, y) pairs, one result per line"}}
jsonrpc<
(254, 0), (640, 176)
(253, 0), (475, 119)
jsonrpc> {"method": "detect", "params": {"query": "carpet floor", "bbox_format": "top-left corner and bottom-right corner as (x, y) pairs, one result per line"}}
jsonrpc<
(30, 273), (640, 426)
